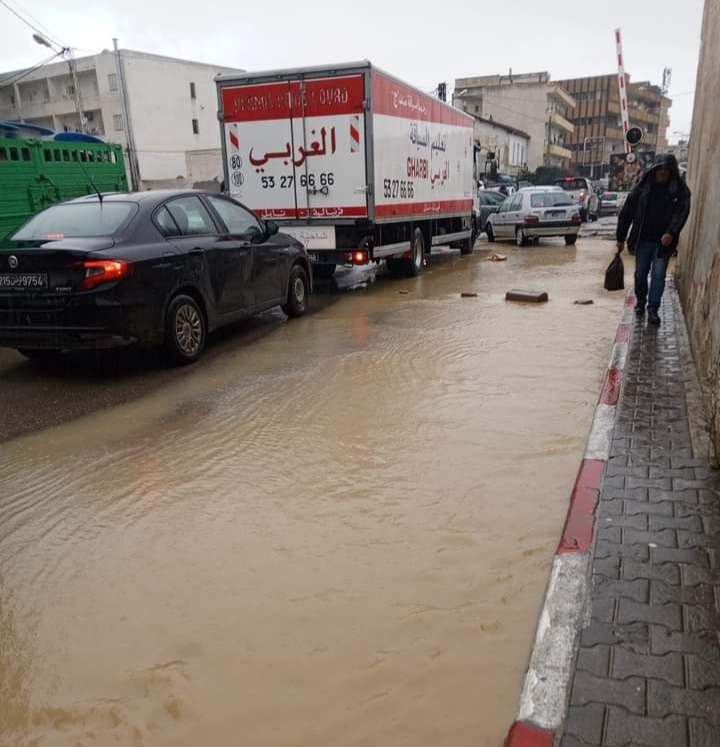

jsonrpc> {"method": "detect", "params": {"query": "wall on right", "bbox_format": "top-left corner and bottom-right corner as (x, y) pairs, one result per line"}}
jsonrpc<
(678, 0), (720, 460)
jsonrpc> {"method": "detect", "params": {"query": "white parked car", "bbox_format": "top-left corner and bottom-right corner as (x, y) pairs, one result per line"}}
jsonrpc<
(486, 188), (582, 247)
(553, 177), (599, 222)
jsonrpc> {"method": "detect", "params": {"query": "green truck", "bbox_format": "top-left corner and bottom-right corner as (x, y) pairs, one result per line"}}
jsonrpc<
(0, 132), (128, 241)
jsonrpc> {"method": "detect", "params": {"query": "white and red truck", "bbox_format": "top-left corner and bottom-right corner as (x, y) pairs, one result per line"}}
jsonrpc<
(215, 62), (476, 278)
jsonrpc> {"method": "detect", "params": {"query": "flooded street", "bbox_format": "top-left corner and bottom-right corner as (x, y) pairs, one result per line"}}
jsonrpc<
(1, 237), (625, 747)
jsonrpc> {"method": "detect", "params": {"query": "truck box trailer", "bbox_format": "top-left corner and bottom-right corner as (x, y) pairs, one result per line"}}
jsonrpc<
(216, 61), (476, 277)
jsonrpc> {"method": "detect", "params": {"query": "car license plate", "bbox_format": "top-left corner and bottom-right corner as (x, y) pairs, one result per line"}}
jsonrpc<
(0, 273), (48, 290)
(548, 211), (564, 218)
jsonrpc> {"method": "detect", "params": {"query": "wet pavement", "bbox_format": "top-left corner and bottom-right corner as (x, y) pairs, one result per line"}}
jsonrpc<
(562, 285), (720, 747)
(1, 237), (625, 747)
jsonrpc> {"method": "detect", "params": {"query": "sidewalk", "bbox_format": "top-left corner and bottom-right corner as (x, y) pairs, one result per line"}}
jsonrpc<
(561, 283), (720, 747)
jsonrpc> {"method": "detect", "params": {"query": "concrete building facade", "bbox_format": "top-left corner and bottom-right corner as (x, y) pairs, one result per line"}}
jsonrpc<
(453, 72), (575, 172)
(0, 49), (243, 189)
(554, 74), (672, 177)
(472, 116), (531, 177)
(677, 0), (720, 461)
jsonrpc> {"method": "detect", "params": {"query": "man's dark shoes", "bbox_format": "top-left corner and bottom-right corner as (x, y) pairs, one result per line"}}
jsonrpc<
(635, 306), (646, 318)
(648, 310), (661, 326)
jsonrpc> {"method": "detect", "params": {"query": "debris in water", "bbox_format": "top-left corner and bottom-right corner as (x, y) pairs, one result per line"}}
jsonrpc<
(488, 253), (507, 262)
(461, 292), (478, 298)
(574, 299), (594, 305)
(506, 290), (549, 303)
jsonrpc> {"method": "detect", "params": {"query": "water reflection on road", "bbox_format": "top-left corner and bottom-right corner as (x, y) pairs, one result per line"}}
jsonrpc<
(0, 239), (623, 747)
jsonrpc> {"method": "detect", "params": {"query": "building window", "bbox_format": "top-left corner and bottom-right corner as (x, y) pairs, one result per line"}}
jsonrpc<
(192, 118), (199, 134)
(113, 114), (124, 131)
(108, 73), (118, 92)
(190, 82), (196, 99)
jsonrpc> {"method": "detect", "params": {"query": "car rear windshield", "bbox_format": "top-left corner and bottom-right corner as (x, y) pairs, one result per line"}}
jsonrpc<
(12, 202), (137, 240)
(530, 193), (575, 207)
(555, 179), (587, 191)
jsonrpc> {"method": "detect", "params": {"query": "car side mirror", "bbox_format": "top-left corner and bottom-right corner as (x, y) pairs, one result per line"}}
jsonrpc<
(242, 225), (264, 243)
(265, 220), (279, 238)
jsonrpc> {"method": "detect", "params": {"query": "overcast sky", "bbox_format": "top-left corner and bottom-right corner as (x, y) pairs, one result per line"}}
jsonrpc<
(1, 0), (705, 143)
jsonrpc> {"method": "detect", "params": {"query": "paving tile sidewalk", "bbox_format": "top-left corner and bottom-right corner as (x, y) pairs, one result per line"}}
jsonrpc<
(561, 283), (720, 747)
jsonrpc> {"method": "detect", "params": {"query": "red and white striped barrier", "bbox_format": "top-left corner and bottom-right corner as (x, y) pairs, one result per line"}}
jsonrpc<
(504, 294), (635, 745)
(615, 28), (632, 155)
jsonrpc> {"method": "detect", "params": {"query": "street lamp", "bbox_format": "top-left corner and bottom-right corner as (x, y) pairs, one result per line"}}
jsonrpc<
(32, 33), (53, 48)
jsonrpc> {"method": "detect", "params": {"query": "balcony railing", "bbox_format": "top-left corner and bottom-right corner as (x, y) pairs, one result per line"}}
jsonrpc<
(545, 143), (573, 160)
(545, 111), (575, 134)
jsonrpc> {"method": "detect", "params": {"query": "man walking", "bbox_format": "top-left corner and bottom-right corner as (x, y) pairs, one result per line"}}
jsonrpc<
(616, 153), (691, 325)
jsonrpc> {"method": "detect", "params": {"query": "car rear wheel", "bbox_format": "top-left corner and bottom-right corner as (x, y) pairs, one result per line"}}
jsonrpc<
(17, 348), (63, 363)
(282, 264), (309, 318)
(486, 223), (496, 243)
(515, 228), (529, 247)
(313, 263), (336, 279)
(164, 294), (206, 365)
(565, 234), (578, 245)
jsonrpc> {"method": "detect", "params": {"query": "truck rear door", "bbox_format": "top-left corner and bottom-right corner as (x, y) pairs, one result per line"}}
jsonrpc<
(220, 75), (368, 223)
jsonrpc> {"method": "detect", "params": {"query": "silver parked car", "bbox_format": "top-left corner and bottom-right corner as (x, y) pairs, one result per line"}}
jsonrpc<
(486, 188), (582, 247)
(553, 177), (599, 222)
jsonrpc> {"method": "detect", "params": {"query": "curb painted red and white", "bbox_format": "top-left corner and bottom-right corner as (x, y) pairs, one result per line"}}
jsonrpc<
(504, 293), (636, 746)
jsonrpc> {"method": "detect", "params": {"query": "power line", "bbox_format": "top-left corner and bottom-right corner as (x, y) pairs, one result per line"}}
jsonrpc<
(0, 0), (65, 48)
(0, 50), (63, 88)
(2, 0), (66, 47)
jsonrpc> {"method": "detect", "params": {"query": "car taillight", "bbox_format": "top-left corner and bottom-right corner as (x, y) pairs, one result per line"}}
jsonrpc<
(571, 213), (582, 225)
(524, 215), (540, 225)
(579, 191), (586, 202)
(79, 260), (130, 290)
(346, 250), (368, 265)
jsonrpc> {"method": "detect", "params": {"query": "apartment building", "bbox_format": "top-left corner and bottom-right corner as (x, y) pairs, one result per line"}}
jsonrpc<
(0, 49), (243, 189)
(453, 71), (576, 171)
(554, 74), (672, 177)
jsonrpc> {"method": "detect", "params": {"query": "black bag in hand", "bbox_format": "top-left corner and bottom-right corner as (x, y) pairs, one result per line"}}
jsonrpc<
(604, 251), (625, 291)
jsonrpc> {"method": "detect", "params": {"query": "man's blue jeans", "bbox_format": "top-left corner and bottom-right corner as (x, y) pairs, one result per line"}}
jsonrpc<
(634, 240), (669, 312)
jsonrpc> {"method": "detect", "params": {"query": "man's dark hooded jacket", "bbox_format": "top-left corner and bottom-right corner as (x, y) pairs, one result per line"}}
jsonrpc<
(616, 153), (691, 258)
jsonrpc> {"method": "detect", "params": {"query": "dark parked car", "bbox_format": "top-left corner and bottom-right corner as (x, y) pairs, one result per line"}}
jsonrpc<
(0, 190), (312, 364)
(476, 190), (507, 234)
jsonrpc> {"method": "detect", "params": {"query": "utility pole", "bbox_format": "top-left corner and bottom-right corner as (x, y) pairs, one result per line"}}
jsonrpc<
(32, 33), (85, 133)
(113, 38), (141, 191)
(66, 50), (86, 133)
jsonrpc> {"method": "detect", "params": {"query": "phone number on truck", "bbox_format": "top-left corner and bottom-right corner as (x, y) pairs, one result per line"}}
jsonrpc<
(260, 173), (335, 189)
(383, 179), (414, 199)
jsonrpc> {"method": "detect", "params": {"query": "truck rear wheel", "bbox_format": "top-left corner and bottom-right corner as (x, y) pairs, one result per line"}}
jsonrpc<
(403, 228), (425, 278)
(460, 229), (475, 256)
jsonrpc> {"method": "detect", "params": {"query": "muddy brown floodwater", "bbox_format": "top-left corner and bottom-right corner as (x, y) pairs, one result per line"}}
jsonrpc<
(0, 237), (625, 747)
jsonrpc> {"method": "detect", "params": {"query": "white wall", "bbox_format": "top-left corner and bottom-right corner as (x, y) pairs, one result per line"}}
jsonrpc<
(478, 85), (546, 170)
(119, 51), (239, 185)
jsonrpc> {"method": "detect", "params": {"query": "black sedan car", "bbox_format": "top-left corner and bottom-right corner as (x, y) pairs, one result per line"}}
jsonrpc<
(0, 190), (312, 364)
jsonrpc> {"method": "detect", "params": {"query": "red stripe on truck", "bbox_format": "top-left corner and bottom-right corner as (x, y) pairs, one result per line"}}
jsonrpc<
(372, 71), (474, 127)
(255, 206), (368, 219)
(375, 199), (473, 218)
(222, 76), (365, 123)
